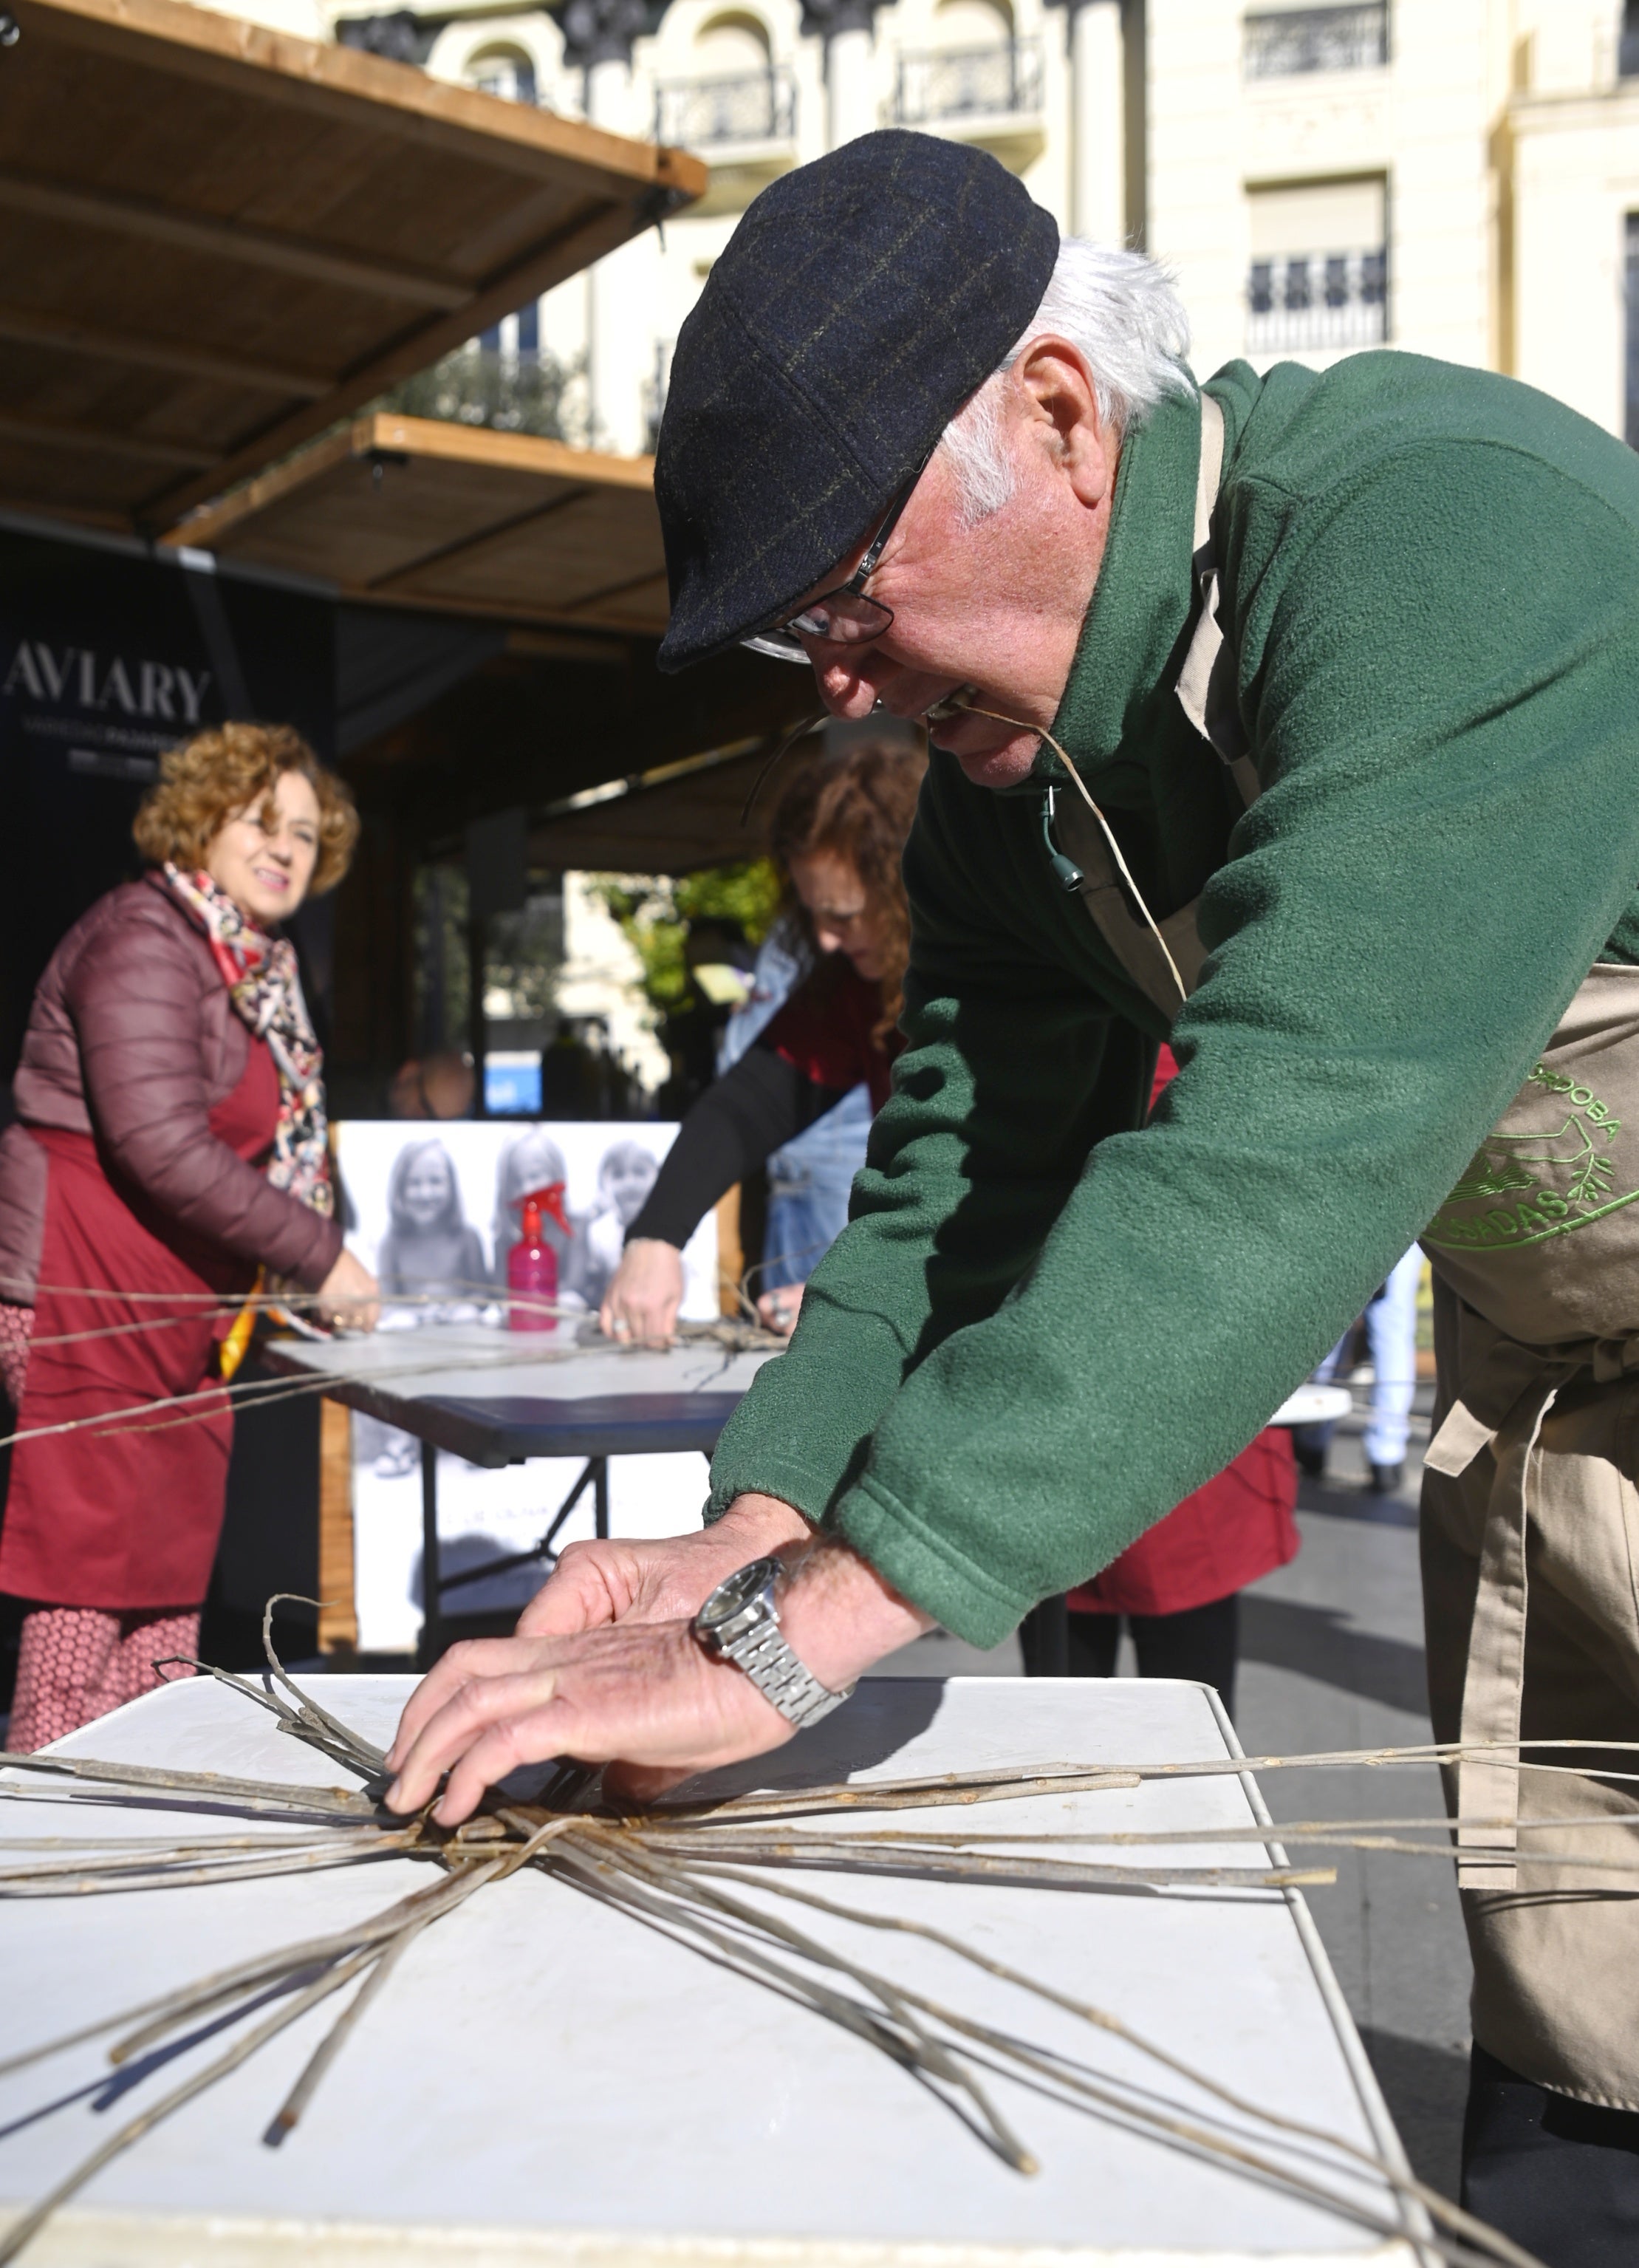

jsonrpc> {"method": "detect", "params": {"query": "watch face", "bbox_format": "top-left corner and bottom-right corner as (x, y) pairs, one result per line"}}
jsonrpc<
(697, 1557), (777, 1634)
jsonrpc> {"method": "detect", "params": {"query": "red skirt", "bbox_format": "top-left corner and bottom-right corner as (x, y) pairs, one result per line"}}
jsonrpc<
(1067, 1429), (1299, 1618)
(0, 1041), (278, 1610)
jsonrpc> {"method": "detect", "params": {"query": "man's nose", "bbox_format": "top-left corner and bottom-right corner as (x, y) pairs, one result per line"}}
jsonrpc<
(814, 660), (880, 720)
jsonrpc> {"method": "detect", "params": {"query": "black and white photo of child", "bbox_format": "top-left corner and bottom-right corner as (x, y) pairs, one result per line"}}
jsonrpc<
(572, 1138), (660, 1310)
(490, 1129), (576, 1302)
(366, 1138), (490, 1478)
(377, 1138), (489, 1314)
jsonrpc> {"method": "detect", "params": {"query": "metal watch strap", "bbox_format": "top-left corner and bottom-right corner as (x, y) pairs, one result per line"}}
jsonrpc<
(718, 1605), (853, 1729)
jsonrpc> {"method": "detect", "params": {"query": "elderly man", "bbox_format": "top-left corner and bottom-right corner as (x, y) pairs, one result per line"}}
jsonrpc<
(389, 134), (1639, 2251)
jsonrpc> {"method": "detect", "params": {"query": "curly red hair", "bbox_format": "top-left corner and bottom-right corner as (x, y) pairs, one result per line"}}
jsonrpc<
(767, 735), (927, 1037)
(132, 723), (358, 895)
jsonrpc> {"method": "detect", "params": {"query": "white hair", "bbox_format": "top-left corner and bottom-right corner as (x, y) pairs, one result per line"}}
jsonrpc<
(937, 239), (1194, 524)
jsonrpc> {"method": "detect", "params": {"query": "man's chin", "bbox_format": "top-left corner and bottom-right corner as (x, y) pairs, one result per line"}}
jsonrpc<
(949, 740), (1041, 790)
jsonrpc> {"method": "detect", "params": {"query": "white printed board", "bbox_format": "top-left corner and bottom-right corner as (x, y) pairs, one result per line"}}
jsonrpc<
(332, 1121), (719, 1652)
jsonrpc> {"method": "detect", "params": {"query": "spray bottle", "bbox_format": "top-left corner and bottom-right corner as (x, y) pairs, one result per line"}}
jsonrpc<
(507, 1183), (571, 1333)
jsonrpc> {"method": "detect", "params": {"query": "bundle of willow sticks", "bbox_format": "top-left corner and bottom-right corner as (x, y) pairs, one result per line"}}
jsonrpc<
(4, 1640), (1628, 2267)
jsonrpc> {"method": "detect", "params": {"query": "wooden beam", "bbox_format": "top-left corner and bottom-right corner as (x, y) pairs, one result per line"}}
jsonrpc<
(0, 303), (329, 397)
(146, 196), (661, 529)
(160, 420), (363, 551)
(16, 0), (708, 199)
(0, 168), (470, 310)
(0, 407), (216, 468)
(360, 414), (656, 490)
(363, 485), (598, 595)
(165, 417), (652, 557)
(317, 1398), (358, 1656)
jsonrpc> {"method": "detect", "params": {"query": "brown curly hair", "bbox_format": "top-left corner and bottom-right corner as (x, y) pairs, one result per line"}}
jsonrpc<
(132, 723), (359, 895)
(767, 734), (927, 1038)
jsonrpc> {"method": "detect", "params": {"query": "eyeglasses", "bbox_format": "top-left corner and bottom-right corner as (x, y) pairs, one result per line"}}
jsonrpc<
(741, 465), (924, 664)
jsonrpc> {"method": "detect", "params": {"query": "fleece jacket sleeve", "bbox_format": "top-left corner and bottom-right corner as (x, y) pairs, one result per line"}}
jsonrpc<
(711, 435), (1639, 1645)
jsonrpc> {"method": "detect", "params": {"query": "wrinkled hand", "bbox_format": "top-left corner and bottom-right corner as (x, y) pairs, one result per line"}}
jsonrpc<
(600, 1237), (685, 1348)
(383, 1620), (793, 1820)
(318, 1249), (379, 1332)
(514, 1493), (810, 1639)
(756, 1282), (805, 1336)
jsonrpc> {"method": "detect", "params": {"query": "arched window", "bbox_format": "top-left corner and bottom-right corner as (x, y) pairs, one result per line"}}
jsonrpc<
(465, 44), (538, 105)
(692, 11), (772, 74)
(929, 0), (1011, 49)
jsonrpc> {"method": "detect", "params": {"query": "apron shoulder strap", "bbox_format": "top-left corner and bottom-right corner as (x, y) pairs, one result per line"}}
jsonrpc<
(1176, 393), (1259, 812)
(1053, 392), (1255, 1028)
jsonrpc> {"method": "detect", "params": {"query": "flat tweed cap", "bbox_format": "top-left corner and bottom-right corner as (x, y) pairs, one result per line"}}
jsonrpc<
(654, 129), (1058, 672)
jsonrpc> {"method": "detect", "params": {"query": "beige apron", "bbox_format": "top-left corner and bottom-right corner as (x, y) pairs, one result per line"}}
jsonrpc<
(1061, 399), (1639, 2108)
(1419, 969), (1639, 2108)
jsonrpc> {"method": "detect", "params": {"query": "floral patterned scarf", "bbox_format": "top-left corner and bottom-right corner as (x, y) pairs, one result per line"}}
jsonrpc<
(162, 864), (332, 1217)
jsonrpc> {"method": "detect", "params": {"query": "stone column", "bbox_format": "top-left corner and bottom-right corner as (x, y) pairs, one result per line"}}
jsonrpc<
(803, 0), (880, 150)
(562, 0), (654, 453)
(1068, 0), (1123, 243)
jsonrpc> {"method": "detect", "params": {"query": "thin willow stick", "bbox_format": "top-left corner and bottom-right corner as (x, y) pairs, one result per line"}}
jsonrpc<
(626, 1834), (1334, 1890)
(107, 1858), (506, 2066)
(266, 1919), (430, 2138)
(557, 1835), (1039, 2173)
(0, 1942), (385, 2268)
(686, 1863), (1532, 2268)
(0, 1753), (378, 1818)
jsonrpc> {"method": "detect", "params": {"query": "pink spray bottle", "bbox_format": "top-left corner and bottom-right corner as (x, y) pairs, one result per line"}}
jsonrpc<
(507, 1183), (572, 1332)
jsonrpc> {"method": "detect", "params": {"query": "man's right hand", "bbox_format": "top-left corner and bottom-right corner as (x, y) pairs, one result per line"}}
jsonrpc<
(515, 1492), (811, 1638)
(600, 1237), (685, 1347)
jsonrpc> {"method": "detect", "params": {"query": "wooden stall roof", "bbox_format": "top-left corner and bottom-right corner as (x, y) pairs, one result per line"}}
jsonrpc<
(527, 739), (784, 872)
(169, 411), (671, 635)
(0, 0), (704, 534)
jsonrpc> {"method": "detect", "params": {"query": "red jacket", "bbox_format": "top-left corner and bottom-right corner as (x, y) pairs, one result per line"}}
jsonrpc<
(0, 873), (342, 1303)
(1067, 1047), (1299, 1616)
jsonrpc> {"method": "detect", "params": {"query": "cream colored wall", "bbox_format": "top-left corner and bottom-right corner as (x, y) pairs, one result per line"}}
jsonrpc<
(171, 0), (1639, 451)
(1511, 90), (1639, 437)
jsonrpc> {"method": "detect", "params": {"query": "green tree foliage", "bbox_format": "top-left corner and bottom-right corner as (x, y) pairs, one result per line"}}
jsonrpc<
(586, 862), (784, 1018)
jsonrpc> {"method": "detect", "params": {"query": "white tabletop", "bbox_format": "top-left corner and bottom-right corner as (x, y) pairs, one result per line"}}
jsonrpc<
(0, 1676), (1420, 2267)
(266, 1321), (776, 1407)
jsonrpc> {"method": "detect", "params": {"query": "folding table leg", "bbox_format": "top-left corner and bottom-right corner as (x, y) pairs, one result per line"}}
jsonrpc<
(420, 1439), (443, 1669)
(593, 1457), (609, 1539)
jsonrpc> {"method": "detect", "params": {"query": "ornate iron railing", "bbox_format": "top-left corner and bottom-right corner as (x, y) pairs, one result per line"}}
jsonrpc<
(1246, 247), (1388, 352)
(892, 38), (1044, 126)
(1244, 4), (1387, 78)
(654, 69), (795, 148)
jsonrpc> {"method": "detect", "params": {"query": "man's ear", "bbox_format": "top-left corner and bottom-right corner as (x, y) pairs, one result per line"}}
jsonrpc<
(1011, 335), (1113, 510)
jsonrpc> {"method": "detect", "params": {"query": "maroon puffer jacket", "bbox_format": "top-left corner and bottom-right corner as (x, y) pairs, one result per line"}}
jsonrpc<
(0, 872), (343, 1302)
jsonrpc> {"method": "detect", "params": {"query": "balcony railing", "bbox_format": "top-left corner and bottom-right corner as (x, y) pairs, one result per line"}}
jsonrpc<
(893, 38), (1044, 127)
(1244, 4), (1387, 78)
(654, 69), (795, 149)
(1247, 248), (1387, 352)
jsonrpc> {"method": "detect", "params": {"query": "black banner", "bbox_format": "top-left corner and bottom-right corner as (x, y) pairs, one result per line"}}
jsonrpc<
(0, 526), (333, 1081)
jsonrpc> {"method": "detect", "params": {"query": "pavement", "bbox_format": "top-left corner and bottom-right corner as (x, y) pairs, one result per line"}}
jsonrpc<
(877, 1381), (1471, 2199)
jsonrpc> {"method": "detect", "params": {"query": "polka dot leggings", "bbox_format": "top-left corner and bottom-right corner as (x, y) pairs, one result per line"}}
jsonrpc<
(0, 1302), (199, 1751)
(8, 1607), (199, 1752)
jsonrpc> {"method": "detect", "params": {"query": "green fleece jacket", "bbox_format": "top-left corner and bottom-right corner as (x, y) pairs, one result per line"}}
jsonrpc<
(705, 351), (1639, 1645)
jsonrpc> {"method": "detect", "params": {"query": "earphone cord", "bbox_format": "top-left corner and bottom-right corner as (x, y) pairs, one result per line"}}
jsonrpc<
(947, 696), (1188, 1008)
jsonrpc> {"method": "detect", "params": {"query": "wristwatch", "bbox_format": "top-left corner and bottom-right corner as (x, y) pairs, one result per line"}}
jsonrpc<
(692, 1556), (855, 1729)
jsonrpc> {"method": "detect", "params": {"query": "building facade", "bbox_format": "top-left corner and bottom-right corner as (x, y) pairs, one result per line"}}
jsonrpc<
(208, 1), (1639, 459)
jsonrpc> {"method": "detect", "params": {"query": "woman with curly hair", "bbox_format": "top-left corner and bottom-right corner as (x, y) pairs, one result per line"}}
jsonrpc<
(0, 723), (377, 1749)
(602, 735), (925, 1346)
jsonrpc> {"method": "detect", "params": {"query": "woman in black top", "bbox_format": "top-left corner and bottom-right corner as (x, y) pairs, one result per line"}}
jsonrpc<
(605, 737), (925, 1345)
